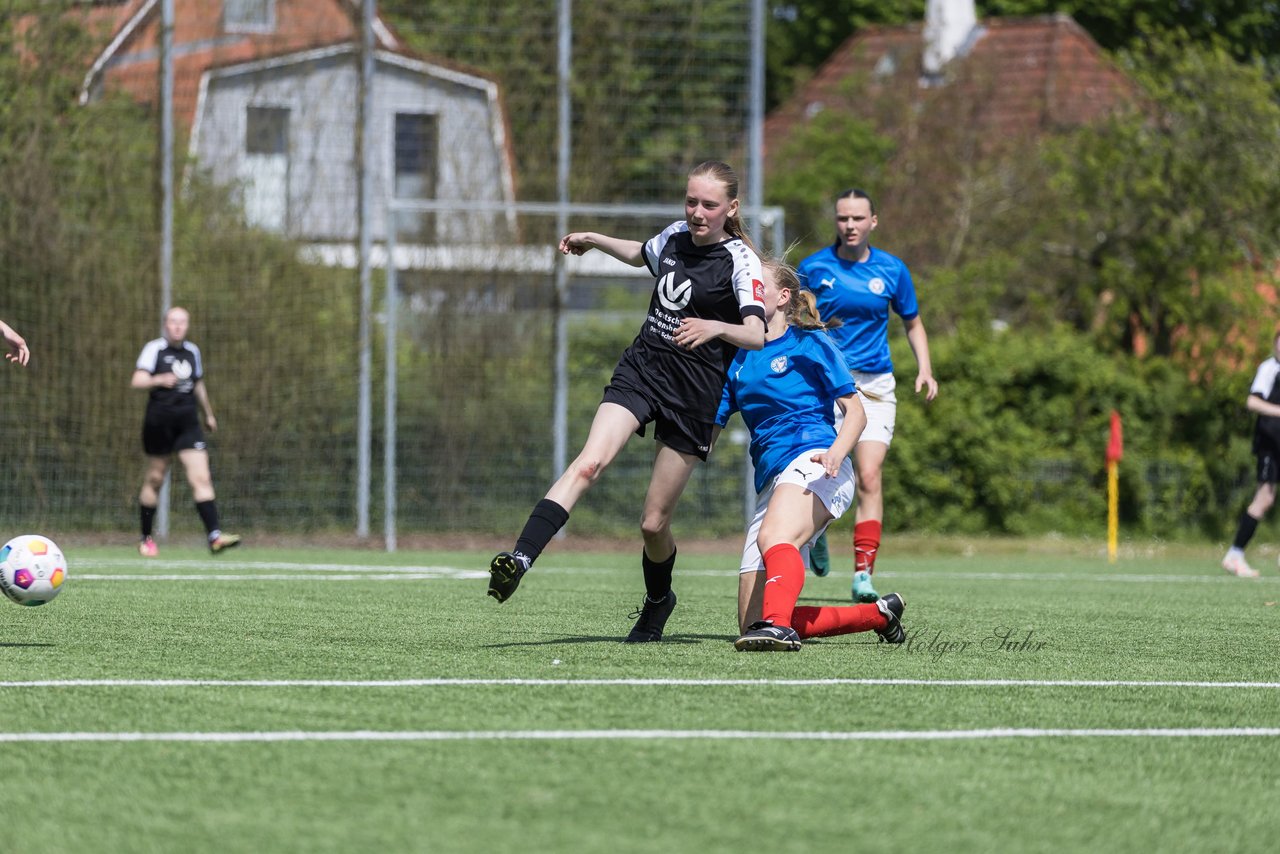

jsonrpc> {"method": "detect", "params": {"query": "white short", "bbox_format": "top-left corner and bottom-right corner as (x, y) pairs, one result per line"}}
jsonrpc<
(737, 451), (856, 574)
(837, 371), (896, 447)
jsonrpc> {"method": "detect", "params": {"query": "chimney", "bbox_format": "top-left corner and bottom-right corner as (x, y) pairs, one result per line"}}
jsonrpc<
(922, 0), (978, 76)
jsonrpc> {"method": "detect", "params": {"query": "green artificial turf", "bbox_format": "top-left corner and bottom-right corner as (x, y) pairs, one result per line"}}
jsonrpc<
(1, 540), (1277, 853)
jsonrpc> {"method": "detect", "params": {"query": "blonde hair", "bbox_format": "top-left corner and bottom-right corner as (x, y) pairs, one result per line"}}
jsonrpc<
(763, 258), (842, 331)
(687, 160), (760, 255)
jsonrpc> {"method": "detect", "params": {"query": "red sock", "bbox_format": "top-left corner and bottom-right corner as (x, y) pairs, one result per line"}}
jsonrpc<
(760, 543), (806, 627)
(791, 604), (886, 639)
(853, 520), (883, 574)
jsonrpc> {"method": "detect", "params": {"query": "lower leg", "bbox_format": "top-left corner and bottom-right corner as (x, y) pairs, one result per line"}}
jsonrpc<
(637, 445), (698, 601)
(139, 504), (157, 540)
(760, 543), (806, 627)
(791, 603), (886, 638)
(195, 500), (222, 540)
(853, 442), (887, 573)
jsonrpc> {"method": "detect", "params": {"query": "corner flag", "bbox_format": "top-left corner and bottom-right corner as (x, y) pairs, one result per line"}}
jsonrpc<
(1107, 410), (1122, 562)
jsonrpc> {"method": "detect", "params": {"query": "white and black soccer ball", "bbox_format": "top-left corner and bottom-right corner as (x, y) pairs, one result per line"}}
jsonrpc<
(0, 535), (67, 606)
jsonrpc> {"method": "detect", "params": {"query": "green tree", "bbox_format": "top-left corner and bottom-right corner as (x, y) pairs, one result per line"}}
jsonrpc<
(1031, 37), (1280, 355)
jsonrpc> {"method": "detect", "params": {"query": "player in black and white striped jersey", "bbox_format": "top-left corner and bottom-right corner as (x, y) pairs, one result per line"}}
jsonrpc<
(488, 161), (767, 642)
(1222, 330), (1280, 577)
(132, 307), (239, 557)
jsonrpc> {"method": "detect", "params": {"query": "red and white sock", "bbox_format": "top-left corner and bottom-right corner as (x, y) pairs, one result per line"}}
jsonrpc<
(853, 520), (883, 574)
(760, 543), (805, 627)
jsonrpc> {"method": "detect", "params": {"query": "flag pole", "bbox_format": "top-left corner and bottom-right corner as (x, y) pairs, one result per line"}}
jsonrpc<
(1106, 410), (1123, 563)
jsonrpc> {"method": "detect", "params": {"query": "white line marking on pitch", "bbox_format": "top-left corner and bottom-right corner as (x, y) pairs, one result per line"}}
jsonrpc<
(1, 728), (1278, 744)
(69, 559), (1271, 585)
(75, 573), (487, 582)
(3, 678), (1279, 689)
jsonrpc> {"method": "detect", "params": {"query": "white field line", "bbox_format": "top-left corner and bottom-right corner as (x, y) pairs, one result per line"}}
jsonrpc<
(69, 559), (1276, 585)
(0, 727), (1278, 744)
(75, 574), (486, 582)
(3, 678), (1279, 689)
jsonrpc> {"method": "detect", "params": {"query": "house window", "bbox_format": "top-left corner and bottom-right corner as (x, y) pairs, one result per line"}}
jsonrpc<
(224, 0), (274, 33)
(393, 112), (439, 242)
(241, 106), (289, 232)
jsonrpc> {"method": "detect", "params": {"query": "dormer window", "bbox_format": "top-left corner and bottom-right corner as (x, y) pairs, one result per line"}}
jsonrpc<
(224, 0), (274, 34)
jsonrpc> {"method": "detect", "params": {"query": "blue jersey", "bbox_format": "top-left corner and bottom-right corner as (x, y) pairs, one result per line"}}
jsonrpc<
(716, 327), (856, 493)
(796, 244), (919, 374)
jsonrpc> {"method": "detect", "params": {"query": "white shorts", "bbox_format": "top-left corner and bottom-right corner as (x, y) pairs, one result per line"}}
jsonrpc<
(737, 450), (856, 574)
(837, 371), (896, 447)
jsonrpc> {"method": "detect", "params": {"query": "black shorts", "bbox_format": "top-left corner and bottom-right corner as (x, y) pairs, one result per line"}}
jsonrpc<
(1258, 449), (1279, 484)
(142, 410), (206, 457)
(602, 370), (714, 461)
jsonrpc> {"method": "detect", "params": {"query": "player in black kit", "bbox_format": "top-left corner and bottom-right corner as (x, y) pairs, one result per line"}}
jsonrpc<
(488, 161), (767, 642)
(132, 307), (239, 557)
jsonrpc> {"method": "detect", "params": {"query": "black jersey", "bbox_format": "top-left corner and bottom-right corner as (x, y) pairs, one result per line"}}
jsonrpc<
(136, 337), (204, 417)
(1250, 356), (1280, 451)
(614, 221), (765, 421)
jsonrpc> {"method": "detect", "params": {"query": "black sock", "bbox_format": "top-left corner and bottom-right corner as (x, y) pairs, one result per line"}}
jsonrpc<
(1232, 512), (1260, 550)
(195, 500), (221, 539)
(140, 504), (157, 539)
(642, 546), (677, 601)
(513, 499), (570, 565)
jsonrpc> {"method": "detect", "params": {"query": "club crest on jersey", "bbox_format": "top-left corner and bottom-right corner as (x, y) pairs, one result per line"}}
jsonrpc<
(770, 355), (788, 373)
(171, 359), (193, 379)
(868, 277), (886, 295)
(657, 272), (692, 310)
(752, 279), (765, 302)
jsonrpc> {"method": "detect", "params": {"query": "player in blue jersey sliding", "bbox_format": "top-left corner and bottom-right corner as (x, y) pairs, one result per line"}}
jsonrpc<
(799, 189), (936, 602)
(487, 161), (767, 643)
(715, 259), (906, 650)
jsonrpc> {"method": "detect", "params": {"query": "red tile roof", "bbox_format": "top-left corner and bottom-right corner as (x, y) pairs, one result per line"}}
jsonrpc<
(765, 14), (1138, 170)
(81, 0), (382, 129)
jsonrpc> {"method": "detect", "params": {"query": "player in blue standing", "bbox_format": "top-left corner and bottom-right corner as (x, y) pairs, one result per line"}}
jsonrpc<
(487, 161), (767, 642)
(799, 189), (937, 602)
(716, 260), (906, 650)
(132, 306), (240, 557)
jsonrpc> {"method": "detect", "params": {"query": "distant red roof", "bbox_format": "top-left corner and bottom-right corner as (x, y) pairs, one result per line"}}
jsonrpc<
(765, 13), (1138, 169)
(78, 0), (393, 130)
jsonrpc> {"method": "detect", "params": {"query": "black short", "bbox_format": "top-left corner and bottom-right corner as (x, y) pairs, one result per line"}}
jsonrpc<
(602, 371), (714, 461)
(1257, 449), (1279, 484)
(142, 410), (206, 457)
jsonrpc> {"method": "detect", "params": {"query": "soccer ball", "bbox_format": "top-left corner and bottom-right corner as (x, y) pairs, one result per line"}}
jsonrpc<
(0, 535), (67, 607)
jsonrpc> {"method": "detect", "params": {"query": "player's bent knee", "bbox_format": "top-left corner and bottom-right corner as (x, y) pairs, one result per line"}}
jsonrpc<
(570, 457), (607, 486)
(639, 513), (672, 539)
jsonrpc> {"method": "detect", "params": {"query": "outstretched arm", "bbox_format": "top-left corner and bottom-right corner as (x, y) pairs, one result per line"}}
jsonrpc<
(558, 232), (645, 267)
(903, 315), (938, 401)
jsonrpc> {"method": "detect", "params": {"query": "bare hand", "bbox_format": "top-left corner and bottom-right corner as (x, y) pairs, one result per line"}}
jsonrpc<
(558, 233), (593, 256)
(673, 318), (722, 350)
(810, 450), (843, 478)
(3, 328), (28, 367)
(916, 373), (938, 402)
(205, 414), (218, 433)
(153, 374), (178, 389)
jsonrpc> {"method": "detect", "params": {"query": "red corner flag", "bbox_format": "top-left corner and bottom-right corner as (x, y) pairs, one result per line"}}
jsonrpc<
(1106, 410), (1123, 463)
